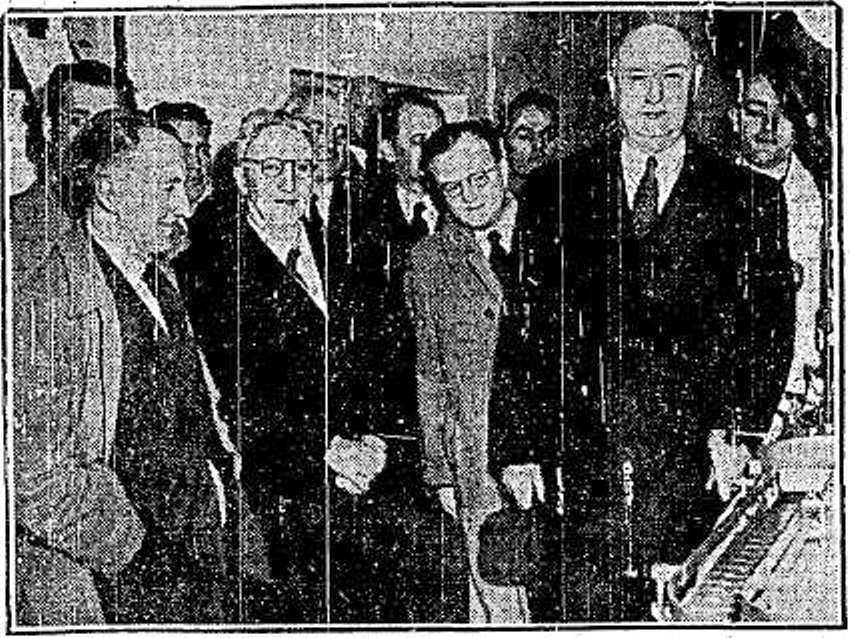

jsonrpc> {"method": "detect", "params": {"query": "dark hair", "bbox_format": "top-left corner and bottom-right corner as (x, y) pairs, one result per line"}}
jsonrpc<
(503, 89), (559, 133)
(149, 101), (212, 134)
(419, 119), (503, 215)
(740, 70), (830, 184)
(44, 60), (136, 132)
(65, 108), (179, 219)
(380, 89), (445, 142)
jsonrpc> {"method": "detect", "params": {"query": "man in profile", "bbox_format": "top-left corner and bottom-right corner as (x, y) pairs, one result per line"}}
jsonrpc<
(67, 109), (234, 623)
(503, 19), (795, 620)
(149, 101), (213, 208)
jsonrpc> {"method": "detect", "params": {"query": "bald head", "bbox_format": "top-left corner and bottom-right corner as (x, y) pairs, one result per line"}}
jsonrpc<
(611, 23), (699, 153)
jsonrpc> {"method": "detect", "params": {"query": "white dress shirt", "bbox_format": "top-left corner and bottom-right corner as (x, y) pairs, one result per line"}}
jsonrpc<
(91, 232), (169, 334)
(247, 214), (327, 318)
(475, 194), (518, 259)
(620, 135), (687, 214)
(396, 183), (439, 234)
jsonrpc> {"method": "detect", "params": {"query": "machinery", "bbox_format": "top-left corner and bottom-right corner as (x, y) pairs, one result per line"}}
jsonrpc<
(649, 431), (839, 623)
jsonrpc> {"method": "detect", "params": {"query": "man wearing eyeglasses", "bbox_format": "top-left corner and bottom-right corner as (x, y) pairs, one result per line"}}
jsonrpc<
(511, 19), (794, 620)
(405, 119), (561, 623)
(179, 110), (394, 622)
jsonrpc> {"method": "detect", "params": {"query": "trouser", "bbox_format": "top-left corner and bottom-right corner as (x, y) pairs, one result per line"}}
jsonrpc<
(15, 536), (104, 626)
(101, 528), (226, 624)
(330, 485), (468, 623)
(461, 474), (530, 624)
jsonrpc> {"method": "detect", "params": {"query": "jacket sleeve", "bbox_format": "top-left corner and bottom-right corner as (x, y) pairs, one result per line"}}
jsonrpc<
(404, 248), (453, 487)
(13, 257), (144, 577)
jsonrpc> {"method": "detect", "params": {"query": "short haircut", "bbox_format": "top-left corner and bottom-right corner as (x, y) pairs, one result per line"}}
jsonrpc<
(610, 13), (702, 70)
(65, 108), (178, 219)
(234, 108), (314, 160)
(44, 60), (135, 132)
(149, 101), (212, 134)
(419, 119), (503, 213)
(503, 89), (559, 133)
(380, 89), (445, 142)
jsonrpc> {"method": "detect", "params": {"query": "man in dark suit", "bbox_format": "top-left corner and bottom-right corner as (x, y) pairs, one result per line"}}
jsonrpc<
(179, 110), (389, 622)
(494, 20), (795, 621)
(62, 109), (235, 623)
(327, 92), (469, 623)
(354, 91), (446, 443)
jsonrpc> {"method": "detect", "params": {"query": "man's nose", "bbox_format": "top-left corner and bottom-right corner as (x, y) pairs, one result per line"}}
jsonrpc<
(756, 113), (778, 143)
(175, 186), (193, 219)
(278, 163), (297, 192)
(461, 178), (477, 203)
(646, 75), (664, 105)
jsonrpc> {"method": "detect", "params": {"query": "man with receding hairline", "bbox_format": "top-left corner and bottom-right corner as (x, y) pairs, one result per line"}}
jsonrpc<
(507, 20), (795, 621)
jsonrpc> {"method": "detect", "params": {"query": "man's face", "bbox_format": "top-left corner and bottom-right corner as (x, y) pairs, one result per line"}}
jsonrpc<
(107, 128), (191, 261)
(393, 103), (443, 186)
(239, 124), (314, 231)
(506, 105), (555, 176)
(55, 81), (117, 161)
(615, 24), (694, 153)
(429, 133), (505, 230)
(168, 118), (212, 205)
(739, 76), (794, 170)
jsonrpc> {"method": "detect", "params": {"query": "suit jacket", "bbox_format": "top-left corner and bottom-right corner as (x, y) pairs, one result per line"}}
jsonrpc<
(519, 134), (795, 572)
(354, 173), (432, 438)
(179, 196), (326, 507)
(13, 223), (144, 577)
(405, 224), (506, 514)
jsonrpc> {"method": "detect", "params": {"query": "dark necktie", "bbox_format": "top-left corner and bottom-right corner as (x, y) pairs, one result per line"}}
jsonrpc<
(488, 230), (511, 289)
(286, 246), (301, 278)
(411, 202), (430, 242)
(142, 261), (187, 335)
(632, 156), (659, 238)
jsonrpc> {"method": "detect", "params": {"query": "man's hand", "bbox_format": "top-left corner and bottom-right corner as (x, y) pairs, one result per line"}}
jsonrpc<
(707, 429), (751, 501)
(500, 463), (545, 510)
(437, 486), (457, 518)
(326, 435), (387, 495)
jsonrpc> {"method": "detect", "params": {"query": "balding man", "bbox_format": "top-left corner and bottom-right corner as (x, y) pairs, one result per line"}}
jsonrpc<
(500, 20), (795, 620)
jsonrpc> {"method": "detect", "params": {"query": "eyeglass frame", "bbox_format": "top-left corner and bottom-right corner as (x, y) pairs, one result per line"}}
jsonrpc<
(241, 156), (315, 180)
(436, 165), (501, 200)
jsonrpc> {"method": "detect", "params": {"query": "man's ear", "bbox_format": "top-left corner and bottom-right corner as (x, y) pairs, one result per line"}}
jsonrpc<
(693, 63), (704, 100)
(606, 70), (617, 105)
(93, 173), (115, 214)
(233, 164), (248, 197)
(378, 138), (396, 164)
(727, 105), (740, 133)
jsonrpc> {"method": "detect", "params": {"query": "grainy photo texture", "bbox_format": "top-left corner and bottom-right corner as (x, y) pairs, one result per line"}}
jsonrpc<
(4, 4), (842, 629)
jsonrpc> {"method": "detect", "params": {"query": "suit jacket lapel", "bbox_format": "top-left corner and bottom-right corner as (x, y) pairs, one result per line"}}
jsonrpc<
(442, 225), (502, 304)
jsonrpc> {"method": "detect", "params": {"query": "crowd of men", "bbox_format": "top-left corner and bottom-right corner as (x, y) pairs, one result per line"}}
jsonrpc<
(11, 14), (828, 627)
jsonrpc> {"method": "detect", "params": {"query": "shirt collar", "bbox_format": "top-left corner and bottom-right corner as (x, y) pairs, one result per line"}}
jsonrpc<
(91, 230), (169, 333)
(621, 135), (686, 184)
(739, 151), (794, 183)
(396, 182), (438, 232)
(475, 193), (518, 257)
(246, 215), (327, 317)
